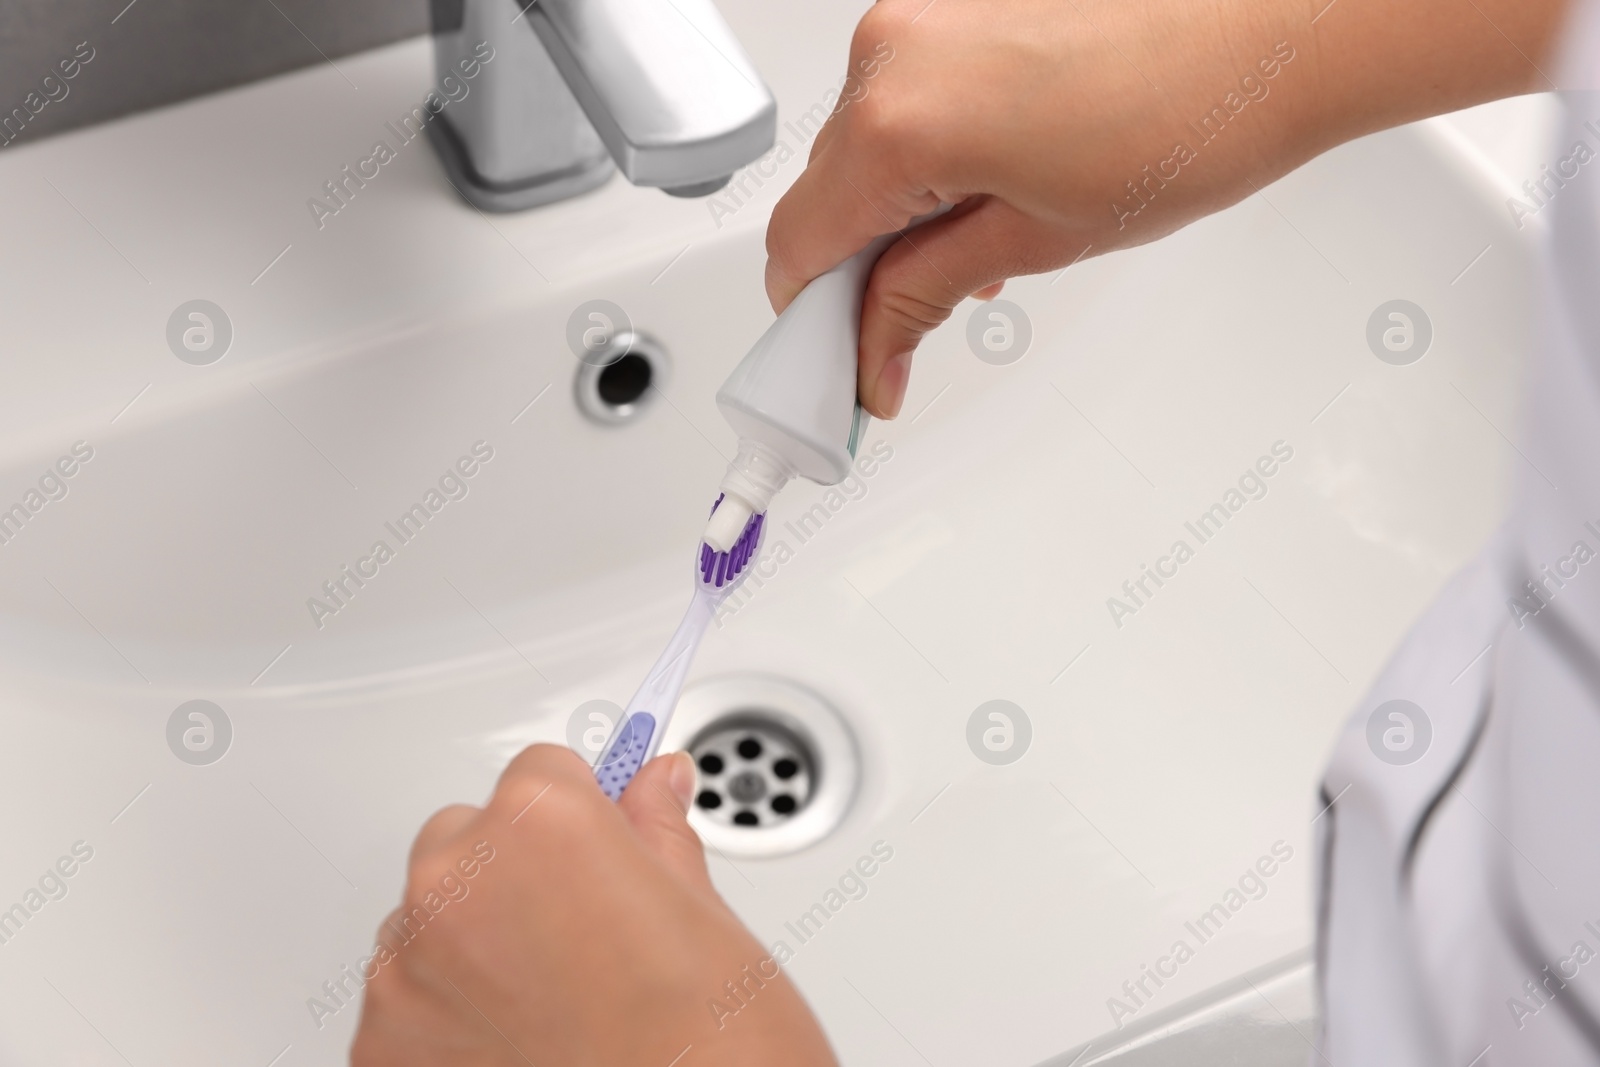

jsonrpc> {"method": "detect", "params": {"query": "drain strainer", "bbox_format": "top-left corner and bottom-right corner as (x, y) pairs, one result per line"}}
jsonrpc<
(662, 674), (858, 858)
(690, 717), (814, 828)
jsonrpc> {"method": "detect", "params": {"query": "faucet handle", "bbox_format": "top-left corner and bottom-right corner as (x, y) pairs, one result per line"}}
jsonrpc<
(527, 0), (777, 192)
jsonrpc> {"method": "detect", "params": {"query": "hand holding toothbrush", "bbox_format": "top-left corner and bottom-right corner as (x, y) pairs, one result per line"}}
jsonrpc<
(351, 744), (836, 1067)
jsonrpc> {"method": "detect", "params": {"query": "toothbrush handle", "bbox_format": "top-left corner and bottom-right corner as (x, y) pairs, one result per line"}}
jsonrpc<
(594, 591), (715, 800)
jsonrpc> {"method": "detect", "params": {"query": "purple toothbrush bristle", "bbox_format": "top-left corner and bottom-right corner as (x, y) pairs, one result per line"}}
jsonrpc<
(699, 501), (765, 589)
(742, 515), (763, 566)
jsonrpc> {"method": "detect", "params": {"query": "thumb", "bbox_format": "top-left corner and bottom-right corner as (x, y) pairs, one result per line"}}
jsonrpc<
(618, 752), (716, 896)
(859, 197), (1079, 418)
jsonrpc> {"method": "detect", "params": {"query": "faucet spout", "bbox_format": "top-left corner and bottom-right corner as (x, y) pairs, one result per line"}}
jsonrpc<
(428, 0), (776, 211)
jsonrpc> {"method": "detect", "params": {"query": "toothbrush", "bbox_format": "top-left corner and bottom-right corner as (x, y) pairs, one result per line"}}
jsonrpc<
(593, 497), (765, 800)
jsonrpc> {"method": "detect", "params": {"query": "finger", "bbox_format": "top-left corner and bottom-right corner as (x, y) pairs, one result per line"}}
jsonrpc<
(489, 743), (606, 836)
(765, 125), (941, 315)
(617, 752), (715, 896)
(373, 905), (412, 957)
(495, 742), (595, 799)
(409, 804), (480, 866)
(805, 103), (844, 163)
(859, 198), (1078, 418)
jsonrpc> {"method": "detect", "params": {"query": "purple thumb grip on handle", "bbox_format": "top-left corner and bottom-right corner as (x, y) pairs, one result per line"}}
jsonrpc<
(596, 712), (656, 800)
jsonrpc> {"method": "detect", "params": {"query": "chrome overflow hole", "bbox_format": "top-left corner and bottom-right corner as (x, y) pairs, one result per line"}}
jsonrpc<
(574, 329), (670, 425)
(663, 674), (859, 858)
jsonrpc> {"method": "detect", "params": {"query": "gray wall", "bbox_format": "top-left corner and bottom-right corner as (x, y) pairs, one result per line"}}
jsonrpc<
(1, 0), (428, 148)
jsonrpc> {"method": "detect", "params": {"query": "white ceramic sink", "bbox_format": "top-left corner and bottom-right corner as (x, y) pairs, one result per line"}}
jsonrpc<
(0, 8), (1550, 1064)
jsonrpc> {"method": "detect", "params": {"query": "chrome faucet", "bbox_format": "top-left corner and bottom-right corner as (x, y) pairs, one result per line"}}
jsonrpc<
(427, 0), (777, 211)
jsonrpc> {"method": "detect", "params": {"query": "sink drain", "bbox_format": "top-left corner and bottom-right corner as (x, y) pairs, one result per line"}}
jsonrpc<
(690, 717), (814, 828)
(662, 675), (858, 858)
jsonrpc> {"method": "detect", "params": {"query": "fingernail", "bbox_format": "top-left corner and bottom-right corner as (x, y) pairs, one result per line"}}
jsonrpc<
(874, 353), (910, 419)
(667, 751), (696, 809)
